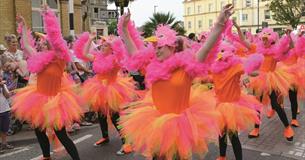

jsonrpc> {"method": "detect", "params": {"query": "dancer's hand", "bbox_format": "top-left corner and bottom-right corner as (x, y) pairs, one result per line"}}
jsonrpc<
(123, 8), (131, 28)
(89, 32), (96, 40)
(41, 4), (49, 14)
(285, 26), (293, 35)
(16, 14), (25, 24)
(233, 19), (239, 29)
(217, 4), (234, 25)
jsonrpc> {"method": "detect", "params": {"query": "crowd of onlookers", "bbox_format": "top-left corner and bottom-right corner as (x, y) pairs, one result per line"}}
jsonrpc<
(0, 33), (99, 153)
(0, 30), (152, 153)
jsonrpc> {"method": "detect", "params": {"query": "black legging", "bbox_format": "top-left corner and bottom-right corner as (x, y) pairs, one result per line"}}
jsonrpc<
(34, 128), (80, 160)
(289, 89), (298, 119)
(254, 90), (289, 129)
(132, 74), (146, 90)
(219, 131), (242, 160)
(98, 112), (125, 144)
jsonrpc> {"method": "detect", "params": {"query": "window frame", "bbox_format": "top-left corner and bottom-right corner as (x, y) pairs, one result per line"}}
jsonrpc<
(31, 0), (60, 32)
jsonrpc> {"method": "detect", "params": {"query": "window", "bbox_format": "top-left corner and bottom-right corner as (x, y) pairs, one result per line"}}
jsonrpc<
(245, 0), (251, 7)
(242, 14), (248, 21)
(93, 8), (99, 18)
(209, 19), (213, 27)
(31, 0), (59, 32)
(47, 0), (57, 9)
(187, 7), (191, 15)
(208, 3), (213, 12)
(265, 10), (271, 19)
(32, 11), (44, 32)
(198, 20), (202, 28)
(197, 5), (202, 13)
(32, 0), (42, 8)
(188, 21), (192, 29)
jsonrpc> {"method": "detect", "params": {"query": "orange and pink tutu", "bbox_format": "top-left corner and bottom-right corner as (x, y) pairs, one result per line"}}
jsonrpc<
(12, 74), (84, 130)
(82, 73), (136, 115)
(120, 91), (219, 159)
(215, 92), (261, 132)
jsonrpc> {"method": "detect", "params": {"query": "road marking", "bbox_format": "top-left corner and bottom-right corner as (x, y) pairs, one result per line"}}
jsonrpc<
(0, 147), (31, 158)
(260, 152), (271, 156)
(30, 134), (92, 160)
(287, 141), (305, 158)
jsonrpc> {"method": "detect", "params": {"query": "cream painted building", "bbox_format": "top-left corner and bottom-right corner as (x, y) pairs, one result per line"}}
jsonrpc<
(183, 0), (304, 35)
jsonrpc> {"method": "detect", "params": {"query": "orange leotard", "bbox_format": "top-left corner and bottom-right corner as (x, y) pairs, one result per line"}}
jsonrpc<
(37, 58), (65, 96)
(282, 54), (298, 66)
(152, 69), (192, 114)
(212, 64), (244, 102)
(96, 66), (120, 83)
(236, 43), (257, 57)
(260, 55), (277, 72)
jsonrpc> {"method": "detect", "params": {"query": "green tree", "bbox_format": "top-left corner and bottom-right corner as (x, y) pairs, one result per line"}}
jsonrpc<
(269, 0), (305, 28)
(142, 12), (186, 38)
(107, 20), (118, 35)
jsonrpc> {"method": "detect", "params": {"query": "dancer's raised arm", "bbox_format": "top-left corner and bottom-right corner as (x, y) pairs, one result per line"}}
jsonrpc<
(233, 19), (251, 49)
(16, 15), (35, 57)
(120, 9), (140, 56)
(197, 4), (234, 62)
(41, 4), (70, 61)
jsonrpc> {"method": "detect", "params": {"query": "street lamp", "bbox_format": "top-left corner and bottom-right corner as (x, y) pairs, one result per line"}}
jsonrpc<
(115, 0), (129, 16)
(257, 0), (260, 33)
(154, 5), (158, 14)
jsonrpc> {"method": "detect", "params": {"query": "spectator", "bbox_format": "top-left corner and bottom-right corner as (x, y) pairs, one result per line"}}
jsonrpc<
(4, 60), (29, 88)
(3, 34), (24, 62)
(188, 33), (197, 41)
(0, 70), (14, 152)
(0, 45), (7, 68)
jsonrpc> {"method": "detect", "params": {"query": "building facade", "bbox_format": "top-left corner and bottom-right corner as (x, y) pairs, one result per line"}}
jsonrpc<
(82, 0), (117, 37)
(0, 0), (84, 45)
(183, 0), (304, 35)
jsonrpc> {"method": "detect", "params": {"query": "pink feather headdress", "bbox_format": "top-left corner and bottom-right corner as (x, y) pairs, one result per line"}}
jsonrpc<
(258, 28), (279, 46)
(210, 41), (241, 73)
(198, 31), (209, 42)
(155, 25), (177, 47)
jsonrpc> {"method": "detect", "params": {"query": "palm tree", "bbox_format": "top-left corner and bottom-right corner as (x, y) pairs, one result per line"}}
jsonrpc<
(142, 12), (186, 38)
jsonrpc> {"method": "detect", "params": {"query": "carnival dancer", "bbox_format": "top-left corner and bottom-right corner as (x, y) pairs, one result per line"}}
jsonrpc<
(118, 5), (234, 160)
(248, 27), (295, 141)
(209, 26), (263, 159)
(73, 32), (136, 155)
(13, 5), (83, 160)
(277, 27), (305, 127)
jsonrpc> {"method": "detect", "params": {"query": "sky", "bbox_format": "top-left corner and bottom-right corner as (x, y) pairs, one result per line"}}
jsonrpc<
(108, 0), (184, 27)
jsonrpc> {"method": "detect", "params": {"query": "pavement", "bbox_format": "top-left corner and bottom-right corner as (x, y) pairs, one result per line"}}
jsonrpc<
(1, 99), (304, 160)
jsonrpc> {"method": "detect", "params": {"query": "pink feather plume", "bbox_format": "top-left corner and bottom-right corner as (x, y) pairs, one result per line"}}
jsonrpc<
(243, 53), (264, 74)
(118, 14), (144, 49)
(73, 32), (91, 62)
(42, 9), (70, 61)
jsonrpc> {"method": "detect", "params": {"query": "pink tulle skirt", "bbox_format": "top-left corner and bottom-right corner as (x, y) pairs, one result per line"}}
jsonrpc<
(249, 67), (295, 104)
(215, 93), (262, 132)
(82, 75), (137, 114)
(278, 59), (305, 99)
(120, 91), (220, 159)
(12, 76), (84, 130)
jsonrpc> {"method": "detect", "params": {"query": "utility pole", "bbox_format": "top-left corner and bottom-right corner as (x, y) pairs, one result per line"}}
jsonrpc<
(154, 5), (158, 14)
(257, 0), (260, 32)
(69, 0), (75, 36)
